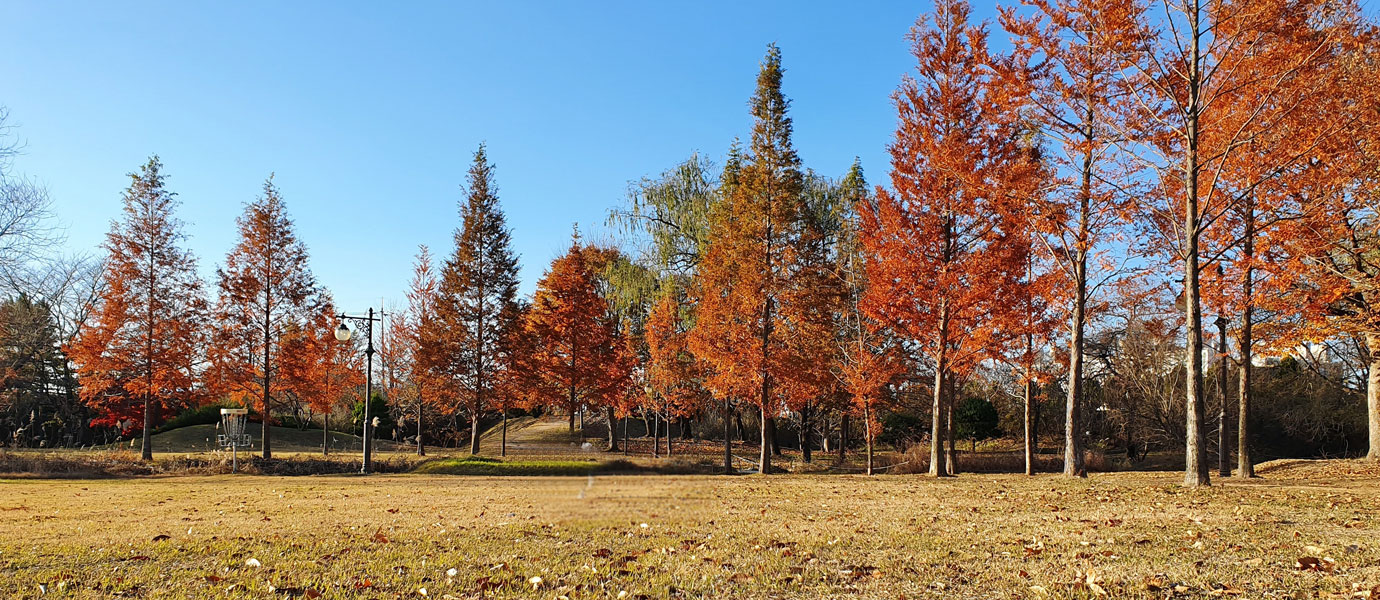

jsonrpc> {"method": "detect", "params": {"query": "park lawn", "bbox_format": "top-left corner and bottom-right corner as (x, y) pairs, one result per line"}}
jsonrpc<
(0, 462), (1377, 599)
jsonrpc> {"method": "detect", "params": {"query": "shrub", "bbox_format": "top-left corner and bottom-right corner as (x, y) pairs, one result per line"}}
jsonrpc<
(351, 392), (395, 438)
(879, 412), (929, 447)
(954, 397), (1000, 442)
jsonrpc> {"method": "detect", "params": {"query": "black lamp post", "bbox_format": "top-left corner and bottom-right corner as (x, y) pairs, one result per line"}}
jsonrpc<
(336, 307), (383, 474)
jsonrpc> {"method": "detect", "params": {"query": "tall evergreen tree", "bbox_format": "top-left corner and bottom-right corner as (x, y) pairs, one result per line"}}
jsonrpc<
(209, 176), (321, 460)
(69, 157), (208, 460)
(690, 44), (808, 475)
(428, 144), (520, 455)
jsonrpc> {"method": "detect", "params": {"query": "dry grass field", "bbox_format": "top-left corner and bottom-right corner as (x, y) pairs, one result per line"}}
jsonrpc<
(1, 459), (1377, 599)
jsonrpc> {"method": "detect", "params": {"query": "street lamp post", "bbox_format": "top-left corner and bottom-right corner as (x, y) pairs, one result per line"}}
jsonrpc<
(336, 307), (384, 474)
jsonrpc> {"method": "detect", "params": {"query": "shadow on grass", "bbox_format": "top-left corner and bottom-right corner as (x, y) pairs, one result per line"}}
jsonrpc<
(0, 450), (419, 478)
(411, 455), (720, 476)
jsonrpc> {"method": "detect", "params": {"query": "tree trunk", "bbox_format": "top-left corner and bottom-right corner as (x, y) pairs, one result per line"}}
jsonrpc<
(323, 413), (329, 456)
(262, 303), (273, 460)
(501, 406), (508, 457)
(1184, 239), (1209, 486)
(417, 401), (426, 457)
(839, 413), (849, 460)
(1217, 316), (1229, 477)
(930, 359), (948, 477)
(1237, 214), (1256, 477)
(141, 393), (153, 461)
(469, 408), (480, 456)
(932, 366), (943, 480)
(605, 406), (619, 451)
(568, 395), (576, 433)
(945, 376), (958, 475)
(758, 405), (773, 475)
(767, 417), (781, 456)
(652, 411), (660, 458)
(1024, 379), (1035, 476)
(1367, 333), (1380, 460)
(735, 411), (746, 442)
(801, 400), (812, 463)
(862, 402), (874, 476)
(143, 249), (155, 463)
(723, 398), (733, 474)
(261, 393), (272, 459)
(1181, 1), (1210, 488)
(1064, 261), (1086, 477)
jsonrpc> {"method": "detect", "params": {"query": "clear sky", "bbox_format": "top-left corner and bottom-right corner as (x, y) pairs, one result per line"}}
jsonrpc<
(2, 1), (997, 311)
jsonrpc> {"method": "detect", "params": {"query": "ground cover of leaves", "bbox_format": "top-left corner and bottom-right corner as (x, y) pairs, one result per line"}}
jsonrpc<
(0, 460), (1376, 599)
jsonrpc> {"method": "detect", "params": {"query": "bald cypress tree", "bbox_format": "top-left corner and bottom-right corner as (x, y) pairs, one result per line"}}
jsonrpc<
(690, 44), (807, 475)
(428, 144), (520, 455)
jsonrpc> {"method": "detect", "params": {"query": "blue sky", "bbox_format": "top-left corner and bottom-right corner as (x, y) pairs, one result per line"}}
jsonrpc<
(2, 1), (997, 310)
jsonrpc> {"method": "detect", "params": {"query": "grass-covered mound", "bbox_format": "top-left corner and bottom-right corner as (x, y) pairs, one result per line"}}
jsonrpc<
(97, 423), (406, 454)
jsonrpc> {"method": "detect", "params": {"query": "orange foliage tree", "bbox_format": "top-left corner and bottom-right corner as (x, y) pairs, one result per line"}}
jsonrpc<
(834, 160), (903, 475)
(788, 170), (851, 465)
(1001, 242), (1066, 475)
(68, 156), (208, 461)
(523, 233), (631, 434)
(1198, 5), (1371, 474)
(209, 176), (321, 459)
(498, 299), (540, 456)
(427, 145), (521, 455)
(690, 44), (812, 476)
(277, 296), (361, 455)
(1118, 0), (1362, 485)
(645, 285), (710, 455)
(1265, 24), (1380, 459)
(400, 245), (450, 456)
(1002, 0), (1141, 477)
(860, 0), (1038, 477)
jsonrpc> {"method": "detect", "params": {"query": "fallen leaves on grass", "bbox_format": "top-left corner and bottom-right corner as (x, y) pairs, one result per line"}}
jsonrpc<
(1072, 570), (1108, 597)
(267, 584), (322, 597)
(1295, 556), (1336, 573)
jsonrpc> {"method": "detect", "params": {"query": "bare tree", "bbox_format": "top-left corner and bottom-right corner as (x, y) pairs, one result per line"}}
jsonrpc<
(0, 108), (62, 296)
